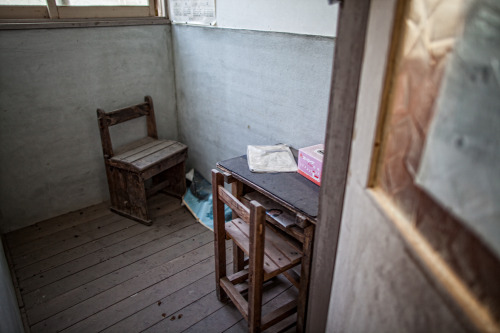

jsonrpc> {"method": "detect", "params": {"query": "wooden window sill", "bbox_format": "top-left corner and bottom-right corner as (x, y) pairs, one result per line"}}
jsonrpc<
(0, 17), (169, 30)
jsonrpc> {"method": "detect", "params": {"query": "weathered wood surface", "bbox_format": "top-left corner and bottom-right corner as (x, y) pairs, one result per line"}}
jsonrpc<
(231, 181), (245, 274)
(4, 201), (110, 249)
(212, 170), (228, 302)
(100, 263), (232, 333)
(97, 96), (187, 224)
(225, 219), (302, 279)
(14, 196), (182, 274)
(99, 102), (151, 126)
(179, 276), (296, 333)
(219, 187), (250, 223)
(10, 211), (120, 259)
(4, 194), (294, 332)
(306, 0), (372, 331)
(248, 203), (266, 332)
(216, 161), (317, 332)
(111, 138), (167, 162)
(23, 209), (195, 307)
(212, 169), (302, 332)
(242, 191), (305, 243)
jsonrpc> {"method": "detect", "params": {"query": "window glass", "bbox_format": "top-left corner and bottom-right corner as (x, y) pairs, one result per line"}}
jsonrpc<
(55, 0), (147, 5)
(0, 0), (45, 4)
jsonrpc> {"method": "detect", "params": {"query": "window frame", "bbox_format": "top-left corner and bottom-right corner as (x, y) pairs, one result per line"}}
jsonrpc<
(0, 0), (161, 20)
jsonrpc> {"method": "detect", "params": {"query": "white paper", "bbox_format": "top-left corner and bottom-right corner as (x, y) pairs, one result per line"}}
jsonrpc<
(169, 0), (216, 25)
(247, 145), (297, 173)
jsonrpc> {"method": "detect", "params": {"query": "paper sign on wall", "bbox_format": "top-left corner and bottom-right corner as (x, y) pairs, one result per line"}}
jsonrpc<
(169, 0), (216, 25)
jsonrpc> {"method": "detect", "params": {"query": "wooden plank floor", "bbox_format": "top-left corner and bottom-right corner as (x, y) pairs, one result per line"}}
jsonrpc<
(3, 193), (297, 332)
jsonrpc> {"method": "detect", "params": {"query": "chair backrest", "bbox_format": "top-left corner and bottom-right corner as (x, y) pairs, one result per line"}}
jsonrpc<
(97, 95), (158, 159)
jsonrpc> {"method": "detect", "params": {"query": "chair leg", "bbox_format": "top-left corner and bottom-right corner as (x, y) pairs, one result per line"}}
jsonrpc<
(106, 165), (127, 212)
(126, 172), (150, 223)
(248, 201), (266, 333)
(231, 181), (246, 273)
(296, 225), (314, 333)
(106, 166), (152, 225)
(212, 170), (227, 301)
(107, 167), (151, 225)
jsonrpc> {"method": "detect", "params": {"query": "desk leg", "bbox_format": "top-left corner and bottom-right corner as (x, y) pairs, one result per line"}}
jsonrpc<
(232, 181), (246, 274)
(297, 224), (314, 333)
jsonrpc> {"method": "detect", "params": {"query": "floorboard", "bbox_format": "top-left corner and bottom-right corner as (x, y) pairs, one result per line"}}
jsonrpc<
(4, 193), (298, 332)
(5, 202), (110, 248)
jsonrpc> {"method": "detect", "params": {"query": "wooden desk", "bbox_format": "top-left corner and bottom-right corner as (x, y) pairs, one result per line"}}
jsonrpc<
(217, 154), (319, 332)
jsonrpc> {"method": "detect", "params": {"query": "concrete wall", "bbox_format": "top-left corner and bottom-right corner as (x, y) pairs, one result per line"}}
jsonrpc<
(0, 25), (177, 232)
(172, 25), (334, 180)
(216, 0), (338, 37)
(0, 239), (24, 333)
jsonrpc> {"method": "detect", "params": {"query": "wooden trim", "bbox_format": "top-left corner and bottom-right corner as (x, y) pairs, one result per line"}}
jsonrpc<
(0, 17), (169, 30)
(305, 0), (372, 332)
(148, 0), (156, 16)
(0, 4), (156, 20)
(159, 0), (166, 18)
(46, 0), (60, 19)
(0, 6), (49, 19)
(369, 189), (500, 333)
(366, 0), (409, 187)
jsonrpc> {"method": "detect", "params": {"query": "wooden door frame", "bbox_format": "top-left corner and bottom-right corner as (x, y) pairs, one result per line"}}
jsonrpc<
(306, 0), (372, 331)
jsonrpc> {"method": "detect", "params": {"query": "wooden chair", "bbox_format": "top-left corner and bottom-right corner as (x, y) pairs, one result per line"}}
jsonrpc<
(212, 169), (302, 332)
(97, 96), (188, 225)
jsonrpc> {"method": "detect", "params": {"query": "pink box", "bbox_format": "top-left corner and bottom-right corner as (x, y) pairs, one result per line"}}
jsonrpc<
(297, 144), (324, 186)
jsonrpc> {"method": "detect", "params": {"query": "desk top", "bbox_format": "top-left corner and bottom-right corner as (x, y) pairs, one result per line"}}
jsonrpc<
(217, 155), (319, 222)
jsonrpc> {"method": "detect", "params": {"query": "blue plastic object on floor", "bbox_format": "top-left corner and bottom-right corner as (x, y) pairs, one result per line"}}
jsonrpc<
(182, 170), (231, 230)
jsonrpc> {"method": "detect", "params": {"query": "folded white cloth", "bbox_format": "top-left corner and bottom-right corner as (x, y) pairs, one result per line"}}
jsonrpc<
(247, 144), (298, 173)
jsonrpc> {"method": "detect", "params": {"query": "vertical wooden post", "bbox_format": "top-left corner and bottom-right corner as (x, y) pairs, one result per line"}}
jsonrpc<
(212, 170), (227, 301)
(297, 224), (314, 333)
(126, 172), (150, 224)
(46, 0), (60, 18)
(96, 109), (113, 159)
(232, 181), (245, 274)
(148, 0), (156, 16)
(248, 201), (266, 333)
(306, 0), (372, 331)
(145, 95), (158, 139)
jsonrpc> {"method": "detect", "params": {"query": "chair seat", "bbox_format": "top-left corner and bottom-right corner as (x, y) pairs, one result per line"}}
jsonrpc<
(111, 138), (187, 171)
(225, 218), (302, 280)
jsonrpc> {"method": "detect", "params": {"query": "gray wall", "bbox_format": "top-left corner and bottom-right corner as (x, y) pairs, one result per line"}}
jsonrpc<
(172, 25), (334, 180)
(0, 25), (178, 232)
(0, 238), (24, 333)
